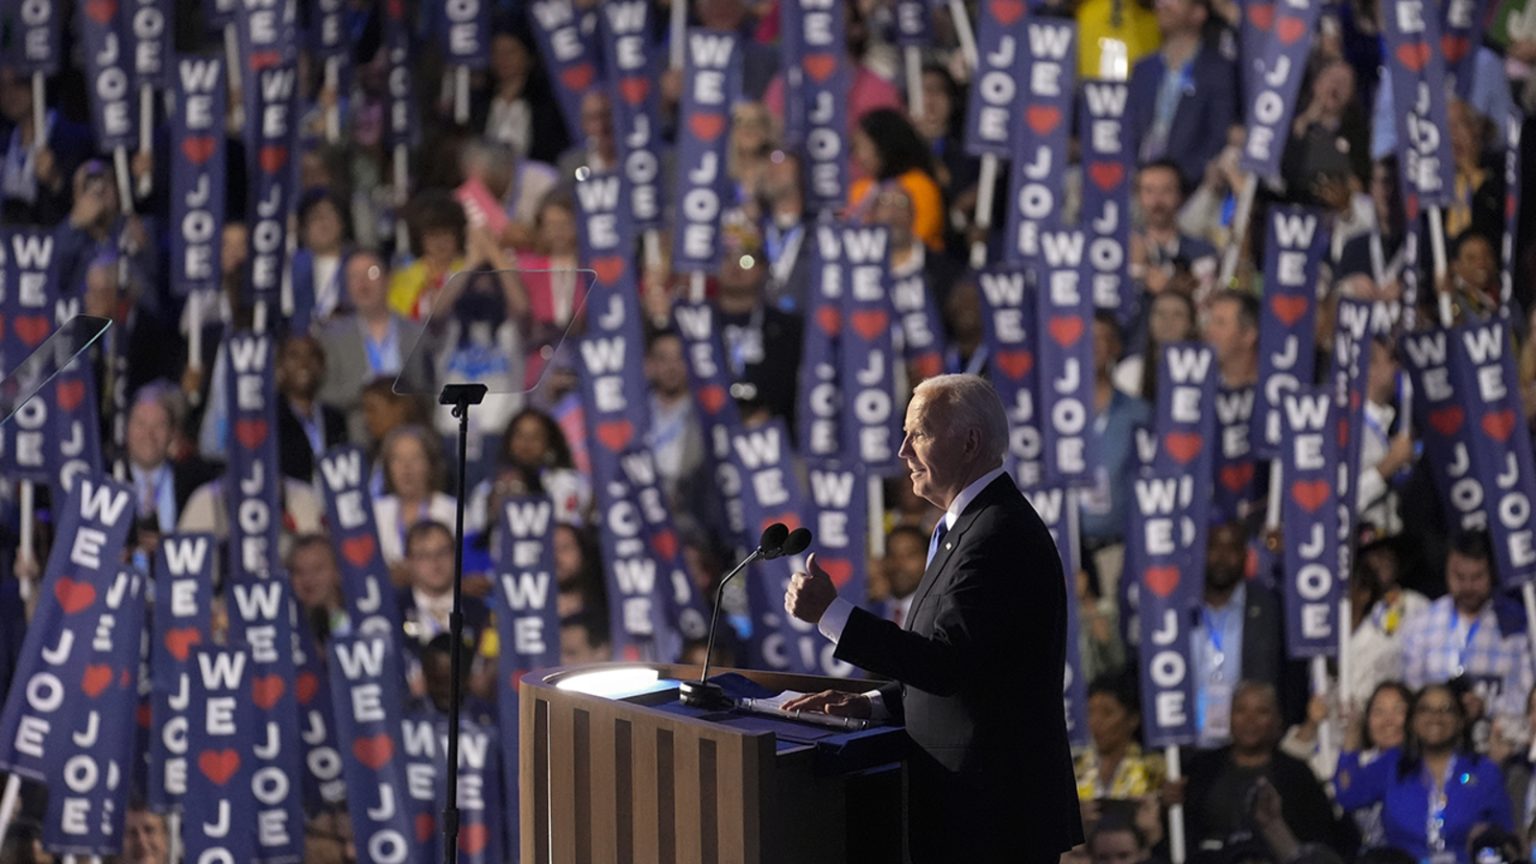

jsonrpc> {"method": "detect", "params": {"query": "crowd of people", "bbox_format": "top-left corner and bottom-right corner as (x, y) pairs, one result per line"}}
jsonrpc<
(1, 0), (1536, 862)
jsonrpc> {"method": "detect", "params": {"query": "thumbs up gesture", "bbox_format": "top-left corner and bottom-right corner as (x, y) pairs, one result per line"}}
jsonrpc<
(784, 553), (838, 624)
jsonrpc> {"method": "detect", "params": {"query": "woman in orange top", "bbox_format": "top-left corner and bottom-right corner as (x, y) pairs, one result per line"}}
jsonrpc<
(847, 108), (946, 251)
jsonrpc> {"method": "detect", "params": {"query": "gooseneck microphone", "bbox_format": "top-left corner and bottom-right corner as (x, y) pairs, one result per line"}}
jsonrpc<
(679, 523), (800, 708)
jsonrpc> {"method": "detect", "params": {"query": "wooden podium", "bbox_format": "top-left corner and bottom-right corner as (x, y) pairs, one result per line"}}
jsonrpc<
(519, 663), (906, 864)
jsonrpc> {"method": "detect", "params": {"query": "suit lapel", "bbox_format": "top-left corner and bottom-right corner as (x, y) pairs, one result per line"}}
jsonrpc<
(902, 476), (1012, 630)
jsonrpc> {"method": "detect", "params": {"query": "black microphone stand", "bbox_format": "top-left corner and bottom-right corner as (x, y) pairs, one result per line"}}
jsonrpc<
(438, 382), (486, 864)
(679, 527), (787, 709)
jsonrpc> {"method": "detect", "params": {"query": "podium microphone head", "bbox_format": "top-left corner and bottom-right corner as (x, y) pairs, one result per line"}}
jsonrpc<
(757, 523), (789, 557)
(782, 527), (813, 557)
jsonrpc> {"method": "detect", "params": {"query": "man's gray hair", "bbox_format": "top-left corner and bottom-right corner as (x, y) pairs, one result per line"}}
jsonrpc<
(131, 379), (186, 430)
(912, 374), (1010, 462)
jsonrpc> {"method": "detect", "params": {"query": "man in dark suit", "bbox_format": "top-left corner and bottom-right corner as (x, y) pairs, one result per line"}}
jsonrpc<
(1126, 0), (1236, 190)
(276, 333), (348, 484)
(126, 381), (220, 534)
(784, 374), (1083, 862)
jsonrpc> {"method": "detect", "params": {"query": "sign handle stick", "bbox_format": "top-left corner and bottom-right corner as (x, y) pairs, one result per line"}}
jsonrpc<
(1338, 596), (1352, 714)
(670, 0), (687, 70)
(1310, 655), (1333, 768)
(1218, 175), (1258, 288)
(168, 812), (183, 864)
(223, 26), (241, 125)
(31, 73), (44, 154)
(689, 271), (706, 304)
(904, 46), (924, 119)
(0, 775), (21, 845)
(455, 66), (470, 125)
(946, 0), (979, 73)
(113, 147), (133, 216)
(137, 85), (153, 199)
(1522, 583), (1536, 670)
(394, 144), (411, 258)
(868, 476), (886, 558)
(644, 229), (663, 273)
(188, 290), (205, 379)
(1428, 208), (1451, 327)
(18, 481), (35, 604)
(970, 154), (998, 269)
(1166, 745), (1186, 864)
(1266, 460), (1283, 529)
(324, 58), (341, 143)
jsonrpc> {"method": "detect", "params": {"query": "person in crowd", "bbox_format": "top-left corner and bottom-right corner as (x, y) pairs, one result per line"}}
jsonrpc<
(1127, 0), (1237, 189)
(1495, 684), (1536, 848)
(877, 524), (927, 627)
(555, 90), (618, 181)
(472, 23), (569, 165)
(0, 817), (52, 864)
(1178, 126), (1248, 252)
(1289, 680), (1412, 847)
(397, 520), (491, 660)
(554, 522), (605, 620)
(911, 64), (978, 204)
(728, 102), (776, 202)
(756, 150), (812, 312)
(0, 66), (90, 226)
(458, 139), (558, 252)
(1193, 523), (1289, 747)
(1245, 778), (1351, 864)
(1130, 160), (1218, 307)
(468, 408), (591, 544)
(290, 189), (351, 326)
(275, 334), (347, 484)
(1446, 101), (1508, 243)
(1445, 230), (1505, 323)
(761, 5), (902, 142)
(356, 376), (429, 491)
(872, 184), (963, 317)
(1284, 60), (1371, 198)
(387, 191), (468, 321)
(318, 250), (432, 443)
(847, 108), (945, 251)
(120, 803), (170, 864)
(715, 219), (804, 426)
(941, 276), (988, 375)
(1343, 537), (1429, 711)
(1335, 682), (1513, 862)
(372, 425), (457, 568)
(1115, 289), (1199, 400)
(644, 331), (706, 504)
(1081, 313), (1152, 602)
(125, 381), (219, 535)
(1202, 289), (1260, 389)
(1181, 681), (1351, 855)
(1084, 818), (1152, 864)
(288, 533), (348, 643)
(418, 632), (495, 722)
(1075, 674), (1166, 831)
(1355, 337), (1413, 536)
(1398, 530), (1535, 728)
(560, 609), (612, 665)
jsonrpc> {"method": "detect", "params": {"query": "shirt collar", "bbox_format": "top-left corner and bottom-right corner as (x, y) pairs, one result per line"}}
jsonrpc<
(943, 466), (1008, 529)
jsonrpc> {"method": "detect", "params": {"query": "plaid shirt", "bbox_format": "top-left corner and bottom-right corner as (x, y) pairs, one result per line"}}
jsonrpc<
(1399, 595), (1533, 720)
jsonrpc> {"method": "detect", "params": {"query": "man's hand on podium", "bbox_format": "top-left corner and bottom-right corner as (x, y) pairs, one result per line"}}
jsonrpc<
(780, 690), (873, 719)
(784, 553), (838, 624)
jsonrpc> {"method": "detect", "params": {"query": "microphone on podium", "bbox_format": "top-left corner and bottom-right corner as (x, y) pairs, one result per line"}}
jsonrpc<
(679, 522), (809, 708)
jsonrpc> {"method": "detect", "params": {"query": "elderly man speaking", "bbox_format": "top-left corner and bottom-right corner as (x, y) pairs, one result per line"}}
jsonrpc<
(784, 374), (1083, 862)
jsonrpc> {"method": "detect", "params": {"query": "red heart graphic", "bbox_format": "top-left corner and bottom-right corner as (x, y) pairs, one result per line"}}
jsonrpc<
(1275, 16), (1307, 44)
(82, 664), (113, 697)
(181, 136), (216, 166)
(1048, 315), (1083, 347)
(993, 349), (1035, 381)
(1219, 462), (1255, 493)
(850, 309), (889, 341)
(596, 419), (634, 452)
(259, 145), (288, 174)
(560, 64), (595, 92)
(85, 0), (116, 25)
(386, 0), (404, 19)
(137, 702), (153, 728)
(1163, 432), (1202, 465)
(1337, 416), (1350, 449)
(13, 315), (49, 348)
(1396, 42), (1431, 73)
(1482, 409), (1517, 443)
(342, 534), (377, 567)
(252, 674), (285, 710)
(56, 379), (85, 411)
(296, 671), (319, 706)
(1026, 105), (1061, 136)
(1246, 2), (1274, 30)
(696, 384), (727, 415)
(1088, 161), (1125, 192)
(1144, 565), (1180, 598)
(198, 749), (241, 785)
(1442, 34), (1471, 63)
(1405, 192), (1420, 222)
(816, 306), (841, 335)
(818, 557), (853, 587)
(236, 419), (268, 450)
(164, 627), (201, 662)
(249, 50), (280, 71)
(1509, 193), (1519, 222)
(353, 733), (395, 770)
(990, 0), (1026, 25)
(619, 77), (649, 106)
(416, 812), (436, 842)
(120, 668), (131, 688)
(804, 53), (838, 83)
(651, 529), (678, 562)
(54, 577), (97, 614)
(689, 112), (726, 142)
(1290, 479), (1331, 512)
(459, 823), (488, 856)
(1429, 405), (1465, 437)
(912, 354), (943, 381)
(1269, 295), (1309, 327)
(590, 256), (625, 285)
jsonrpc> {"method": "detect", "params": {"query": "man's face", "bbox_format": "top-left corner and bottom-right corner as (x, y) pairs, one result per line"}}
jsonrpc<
(1155, 0), (1204, 35)
(898, 394), (972, 510)
(1453, 236), (1496, 291)
(303, 200), (344, 252)
(1205, 524), (1247, 591)
(407, 529), (456, 595)
(1091, 829), (1143, 864)
(1092, 319), (1121, 378)
(422, 228), (459, 263)
(424, 651), (455, 713)
(346, 254), (388, 312)
(1202, 298), (1251, 367)
(1229, 687), (1279, 752)
(871, 190), (915, 247)
(1447, 550), (1493, 615)
(278, 339), (325, 400)
(123, 809), (170, 864)
(1136, 167), (1182, 229)
(1150, 294), (1194, 345)
(645, 336), (690, 398)
(127, 400), (173, 469)
(884, 530), (928, 597)
(289, 543), (340, 610)
(579, 92), (612, 144)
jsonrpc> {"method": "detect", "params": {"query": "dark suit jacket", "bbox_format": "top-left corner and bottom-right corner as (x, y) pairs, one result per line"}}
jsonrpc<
(834, 474), (1083, 861)
(1127, 44), (1238, 189)
(276, 399), (348, 483)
